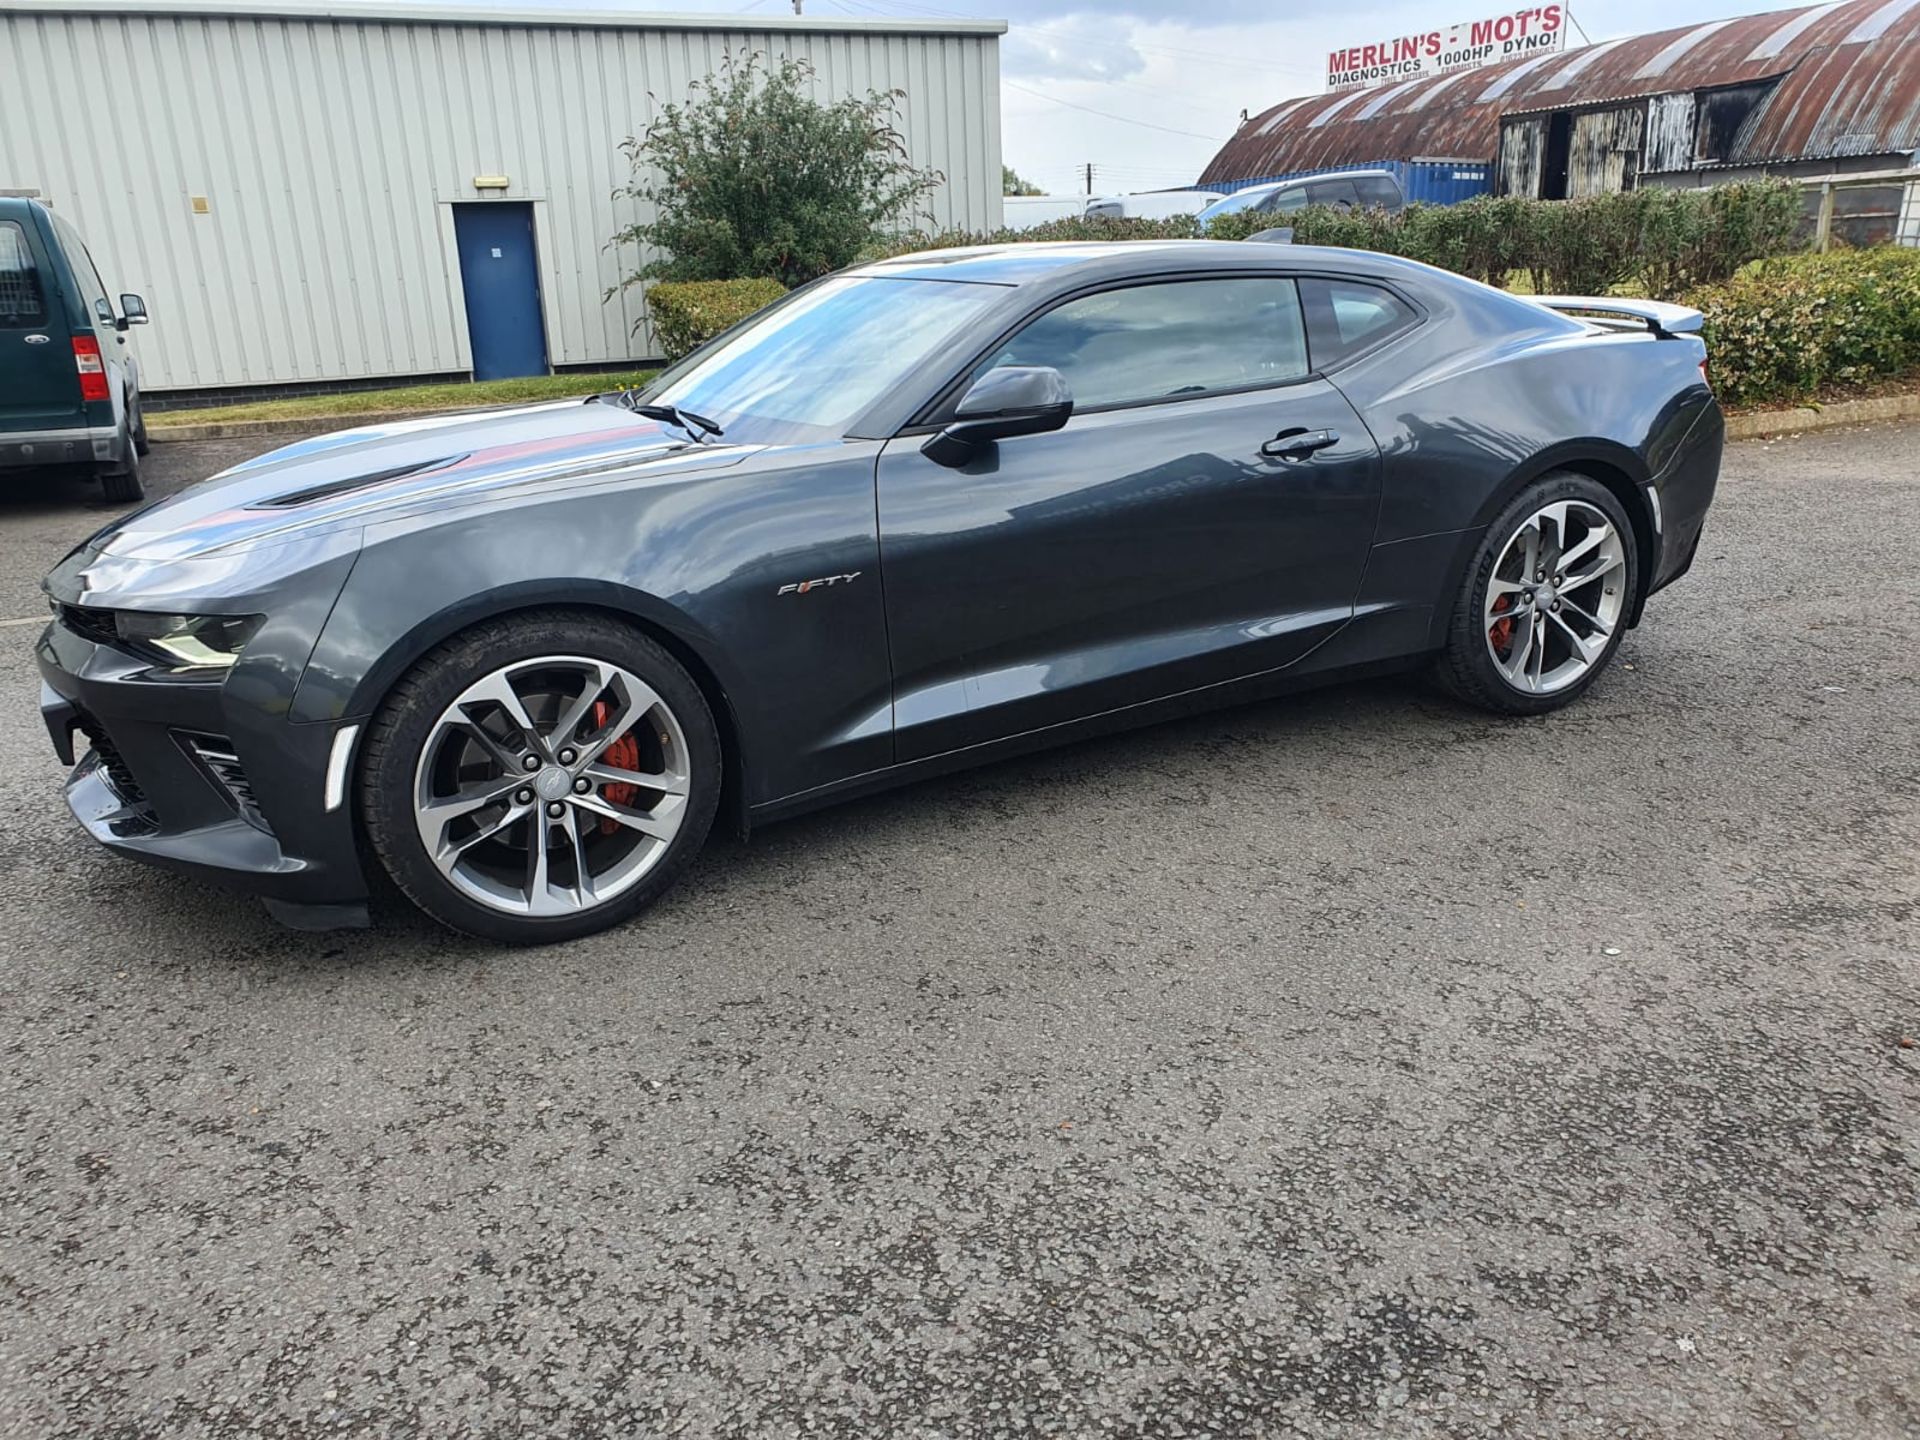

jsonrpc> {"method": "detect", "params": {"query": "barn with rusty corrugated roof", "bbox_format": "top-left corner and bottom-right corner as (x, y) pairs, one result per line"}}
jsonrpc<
(1202, 0), (1920, 242)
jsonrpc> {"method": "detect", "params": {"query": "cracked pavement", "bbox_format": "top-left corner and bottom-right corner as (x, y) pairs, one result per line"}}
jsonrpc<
(0, 422), (1915, 1437)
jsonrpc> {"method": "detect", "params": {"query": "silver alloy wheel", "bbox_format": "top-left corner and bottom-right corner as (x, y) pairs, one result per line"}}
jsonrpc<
(411, 655), (691, 917)
(1483, 499), (1628, 694)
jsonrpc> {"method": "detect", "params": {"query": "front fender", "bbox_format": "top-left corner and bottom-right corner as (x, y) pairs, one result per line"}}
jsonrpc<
(288, 442), (894, 809)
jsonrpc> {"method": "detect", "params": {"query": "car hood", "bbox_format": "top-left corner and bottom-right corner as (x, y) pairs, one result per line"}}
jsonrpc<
(93, 400), (749, 564)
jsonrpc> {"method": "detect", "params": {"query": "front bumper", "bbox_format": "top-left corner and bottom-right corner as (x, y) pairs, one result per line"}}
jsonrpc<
(1, 425), (121, 470)
(37, 617), (370, 914)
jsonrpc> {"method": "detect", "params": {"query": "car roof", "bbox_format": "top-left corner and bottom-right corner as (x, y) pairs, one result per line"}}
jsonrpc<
(1226, 169), (1400, 198)
(853, 240), (1438, 287)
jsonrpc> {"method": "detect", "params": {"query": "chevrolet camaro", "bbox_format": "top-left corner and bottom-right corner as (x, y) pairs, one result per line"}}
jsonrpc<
(37, 242), (1723, 942)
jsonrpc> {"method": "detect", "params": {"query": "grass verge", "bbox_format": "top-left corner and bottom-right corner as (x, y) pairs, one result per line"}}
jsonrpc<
(149, 370), (659, 430)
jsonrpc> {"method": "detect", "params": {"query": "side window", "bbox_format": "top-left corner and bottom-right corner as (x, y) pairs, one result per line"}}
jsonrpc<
(1308, 179), (1360, 209)
(1272, 188), (1310, 213)
(0, 222), (47, 327)
(1301, 278), (1419, 368)
(1355, 176), (1403, 210)
(52, 213), (111, 320)
(973, 277), (1310, 411)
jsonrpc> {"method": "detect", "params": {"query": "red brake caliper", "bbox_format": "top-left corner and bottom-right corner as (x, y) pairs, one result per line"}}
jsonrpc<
(1489, 594), (1514, 654)
(591, 700), (640, 836)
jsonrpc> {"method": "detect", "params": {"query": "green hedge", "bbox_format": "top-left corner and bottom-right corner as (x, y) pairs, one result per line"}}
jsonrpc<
(1208, 181), (1803, 297)
(1681, 248), (1920, 408)
(646, 277), (788, 360)
(878, 181), (1801, 300)
(868, 213), (1200, 260)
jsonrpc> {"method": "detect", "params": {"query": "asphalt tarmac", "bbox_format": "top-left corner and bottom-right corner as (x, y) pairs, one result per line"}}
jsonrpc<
(1, 422), (1914, 1437)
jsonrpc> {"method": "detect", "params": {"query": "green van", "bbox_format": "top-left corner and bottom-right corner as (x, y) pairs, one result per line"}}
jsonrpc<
(1, 197), (150, 502)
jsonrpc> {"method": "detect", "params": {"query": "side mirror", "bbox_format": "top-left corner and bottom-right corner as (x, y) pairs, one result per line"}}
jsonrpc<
(922, 366), (1072, 468)
(118, 293), (149, 327)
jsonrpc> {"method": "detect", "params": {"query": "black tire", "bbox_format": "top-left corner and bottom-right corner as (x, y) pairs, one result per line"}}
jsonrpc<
(130, 392), (151, 457)
(1435, 471), (1638, 716)
(98, 424), (146, 504)
(359, 610), (721, 945)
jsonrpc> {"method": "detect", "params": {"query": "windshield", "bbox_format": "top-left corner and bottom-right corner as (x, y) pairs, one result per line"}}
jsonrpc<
(1196, 188), (1277, 224)
(638, 275), (1003, 444)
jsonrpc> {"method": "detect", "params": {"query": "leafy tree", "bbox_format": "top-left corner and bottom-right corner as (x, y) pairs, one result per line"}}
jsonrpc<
(1003, 164), (1044, 196)
(609, 52), (942, 294)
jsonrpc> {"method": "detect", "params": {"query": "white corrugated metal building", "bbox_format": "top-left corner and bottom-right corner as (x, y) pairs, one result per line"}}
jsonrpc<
(0, 0), (1006, 393)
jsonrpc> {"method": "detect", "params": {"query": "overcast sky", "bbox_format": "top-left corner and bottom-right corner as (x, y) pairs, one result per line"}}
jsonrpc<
(507, 0), (1822, 196)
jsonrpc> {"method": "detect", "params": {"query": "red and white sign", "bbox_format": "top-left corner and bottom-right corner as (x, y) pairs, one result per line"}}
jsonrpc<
(1327, 5), (1566, 91)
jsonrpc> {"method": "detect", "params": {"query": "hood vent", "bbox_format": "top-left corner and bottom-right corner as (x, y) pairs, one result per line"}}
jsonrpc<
(252, 454), (468, 509)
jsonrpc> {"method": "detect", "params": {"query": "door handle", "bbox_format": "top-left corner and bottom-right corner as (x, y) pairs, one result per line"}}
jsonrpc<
(1261, 427), (1339, 460)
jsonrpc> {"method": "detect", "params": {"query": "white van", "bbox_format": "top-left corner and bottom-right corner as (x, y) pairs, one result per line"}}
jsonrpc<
(1002, 194), (1096, 230)
(1082, 189), (1220, 221)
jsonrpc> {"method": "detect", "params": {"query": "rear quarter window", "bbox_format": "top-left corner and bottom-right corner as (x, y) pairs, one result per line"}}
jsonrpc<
(50, 212), (112, 322)
(0, 221), (47, 327)
(1307, 179), (1361, 209)
(1302, 278), (1419, 368)
(1355, 176), (1403, 209)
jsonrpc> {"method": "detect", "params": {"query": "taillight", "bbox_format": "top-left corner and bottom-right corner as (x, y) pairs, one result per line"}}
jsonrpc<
(1698, 358), (1712, 393)
(72, 336), (109, 402)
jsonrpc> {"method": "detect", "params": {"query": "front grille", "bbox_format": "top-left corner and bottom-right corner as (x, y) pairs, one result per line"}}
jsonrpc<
(59, 603), (121, 648)
(178, 732), (271, 831)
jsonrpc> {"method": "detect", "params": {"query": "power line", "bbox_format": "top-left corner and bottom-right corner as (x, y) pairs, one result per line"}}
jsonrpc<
(1001, 80), (1229, 142)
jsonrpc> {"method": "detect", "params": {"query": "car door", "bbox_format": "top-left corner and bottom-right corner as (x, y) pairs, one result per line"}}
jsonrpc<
(874, 273), (1382, 762)
(0, 215), (80, 433)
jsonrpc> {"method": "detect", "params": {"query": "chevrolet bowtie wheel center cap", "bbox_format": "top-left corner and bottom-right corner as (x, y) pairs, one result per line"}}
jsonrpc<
(535, 766), (573, 803)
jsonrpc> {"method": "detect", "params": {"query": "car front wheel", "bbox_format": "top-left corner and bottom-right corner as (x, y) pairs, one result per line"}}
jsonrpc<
(1437, 472), (1639, 715)
(359, 612), (721, 944)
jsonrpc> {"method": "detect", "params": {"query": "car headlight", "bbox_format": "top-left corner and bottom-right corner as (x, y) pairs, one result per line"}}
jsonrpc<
(114, 611), (265, 670)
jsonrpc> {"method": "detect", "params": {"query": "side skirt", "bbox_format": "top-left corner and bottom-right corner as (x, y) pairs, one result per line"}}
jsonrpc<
(747, 606), (1435, 829)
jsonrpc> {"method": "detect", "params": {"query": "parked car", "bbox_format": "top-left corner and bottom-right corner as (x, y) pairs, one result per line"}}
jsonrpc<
(1196, 170), (1406, 229)
(0, 197), (150, 501)
(39, 241), (1722, 943)
(1083, 189), (1221, 221)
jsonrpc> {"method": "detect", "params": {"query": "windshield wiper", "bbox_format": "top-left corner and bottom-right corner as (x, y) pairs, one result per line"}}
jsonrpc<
(589, 390), (724, 442)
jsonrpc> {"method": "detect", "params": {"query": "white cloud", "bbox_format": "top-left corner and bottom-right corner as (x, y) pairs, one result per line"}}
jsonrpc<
(1004, 14), (1148, 82)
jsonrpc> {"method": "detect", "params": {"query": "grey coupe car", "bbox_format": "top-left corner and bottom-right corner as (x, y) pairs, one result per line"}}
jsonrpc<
(38, 242), (1722, 943)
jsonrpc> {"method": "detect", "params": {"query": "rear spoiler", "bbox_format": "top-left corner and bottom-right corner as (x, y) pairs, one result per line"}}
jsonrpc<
(1528, 295), (1705, 339)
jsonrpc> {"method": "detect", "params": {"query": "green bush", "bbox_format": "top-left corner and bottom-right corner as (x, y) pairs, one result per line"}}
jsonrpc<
(609, 53), (941, 293)
(1682, 248), (1920, 407)
(646, 277), (787, 361)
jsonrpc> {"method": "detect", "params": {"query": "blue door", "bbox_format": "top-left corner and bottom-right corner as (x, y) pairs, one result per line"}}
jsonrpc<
(453, 203), (549, 380)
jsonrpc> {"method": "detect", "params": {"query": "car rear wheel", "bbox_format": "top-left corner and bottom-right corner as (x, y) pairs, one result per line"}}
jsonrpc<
(130, 392), (151, 457)
(359, 612), (721, 944)
(98, 422), (145, 504)
(1436, 472), (1638, 715)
